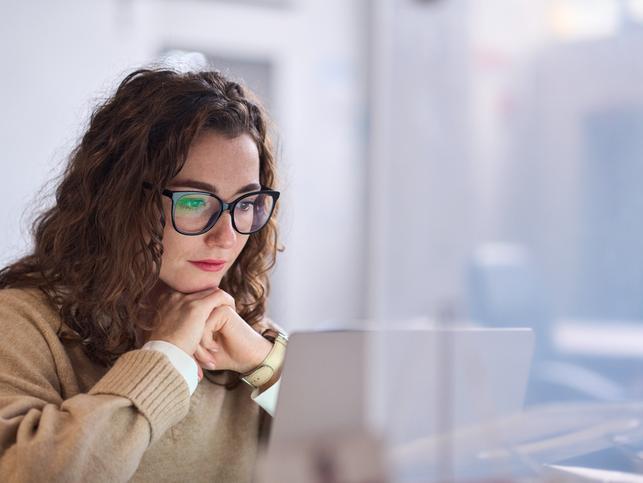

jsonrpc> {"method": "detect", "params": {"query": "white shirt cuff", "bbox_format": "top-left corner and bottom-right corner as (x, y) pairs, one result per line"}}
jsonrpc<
(142, 340), (199, 396)
(250, 379), (281, 417)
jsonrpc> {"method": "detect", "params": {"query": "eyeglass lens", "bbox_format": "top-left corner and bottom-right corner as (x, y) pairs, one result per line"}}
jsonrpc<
(174, 192), (274, 234)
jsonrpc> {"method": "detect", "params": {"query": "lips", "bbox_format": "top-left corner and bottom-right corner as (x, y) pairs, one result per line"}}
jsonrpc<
(189, 259), (226, 272)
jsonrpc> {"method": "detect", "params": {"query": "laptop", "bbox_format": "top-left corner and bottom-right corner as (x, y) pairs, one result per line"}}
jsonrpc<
(260, 328), (534, 482)
(269, 328), (534, 446)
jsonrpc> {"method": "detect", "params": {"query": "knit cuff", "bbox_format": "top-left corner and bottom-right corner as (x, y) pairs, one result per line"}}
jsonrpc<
(89, 349), (191, 445)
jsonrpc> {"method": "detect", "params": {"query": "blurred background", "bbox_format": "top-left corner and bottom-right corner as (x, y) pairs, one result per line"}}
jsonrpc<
(2, 0), (643, 427)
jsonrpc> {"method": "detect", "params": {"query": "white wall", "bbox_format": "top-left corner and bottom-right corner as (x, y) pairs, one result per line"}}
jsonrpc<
(1, 0), (149, 259)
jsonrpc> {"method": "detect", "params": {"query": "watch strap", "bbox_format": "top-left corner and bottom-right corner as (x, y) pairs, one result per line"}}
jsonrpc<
(241, 333), (288, 388)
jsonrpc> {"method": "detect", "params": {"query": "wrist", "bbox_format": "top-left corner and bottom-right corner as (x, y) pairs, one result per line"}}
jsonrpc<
(241, 332), (288, 389)
(141, 340), (199, 395)
(239, 336), (271, 374)
(152, 337), (192, 357)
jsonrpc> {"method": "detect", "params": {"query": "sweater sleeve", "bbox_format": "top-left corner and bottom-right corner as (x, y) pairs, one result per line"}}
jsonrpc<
(0, 300), (191, 483)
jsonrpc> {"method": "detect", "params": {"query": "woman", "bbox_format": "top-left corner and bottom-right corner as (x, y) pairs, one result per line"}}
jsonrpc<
(0, 68), (286, 482)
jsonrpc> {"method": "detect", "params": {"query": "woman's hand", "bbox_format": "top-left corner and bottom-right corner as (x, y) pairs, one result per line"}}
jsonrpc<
(148, 287), (271, 378)
(194, 294), (272, 375)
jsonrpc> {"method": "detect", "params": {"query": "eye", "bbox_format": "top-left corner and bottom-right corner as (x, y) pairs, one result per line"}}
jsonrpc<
(237, 200), (255, 212)
(176, 196), (208, 211)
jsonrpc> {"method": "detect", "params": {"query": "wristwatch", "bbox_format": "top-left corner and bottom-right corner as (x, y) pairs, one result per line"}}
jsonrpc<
(241, 331), (288, 388)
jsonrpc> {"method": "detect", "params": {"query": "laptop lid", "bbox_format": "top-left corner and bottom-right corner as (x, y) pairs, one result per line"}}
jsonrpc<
(269, 328), (534, 447)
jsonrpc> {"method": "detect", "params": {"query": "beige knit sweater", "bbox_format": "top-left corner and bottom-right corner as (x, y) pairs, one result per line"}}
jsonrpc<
(0, 287), (270, 483)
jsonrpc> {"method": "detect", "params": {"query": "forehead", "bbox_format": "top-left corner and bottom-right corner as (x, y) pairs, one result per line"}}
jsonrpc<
(172, 131), (260, 197)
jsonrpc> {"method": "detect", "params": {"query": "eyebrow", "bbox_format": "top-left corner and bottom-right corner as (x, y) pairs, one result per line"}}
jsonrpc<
(169, 178), (262, 196)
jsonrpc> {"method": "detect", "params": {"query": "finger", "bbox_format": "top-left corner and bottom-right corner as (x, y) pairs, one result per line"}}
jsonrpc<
(194, 344), (217, 370)
(194, 355), (214, 374)
(185, 289), (236, 319)
(211, 287), (233, 300)
(158, 287), (210, 309)
(183, 286), (219, 300)
(194, 358), (204, 381)
(171, 290), (235, 333)
(203, 305), (235, 336)
(200, 329), (221, 351)
(202, 288), (236, 311)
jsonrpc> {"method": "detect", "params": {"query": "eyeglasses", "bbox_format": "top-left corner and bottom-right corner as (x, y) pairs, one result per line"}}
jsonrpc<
(143, 182), (280, 236)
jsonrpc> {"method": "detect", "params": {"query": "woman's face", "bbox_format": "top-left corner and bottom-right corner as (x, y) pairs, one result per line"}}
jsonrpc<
(159, 130), (260, 294)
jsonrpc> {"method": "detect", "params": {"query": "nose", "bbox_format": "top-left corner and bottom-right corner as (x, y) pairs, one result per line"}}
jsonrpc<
(204, 211), (237, 248)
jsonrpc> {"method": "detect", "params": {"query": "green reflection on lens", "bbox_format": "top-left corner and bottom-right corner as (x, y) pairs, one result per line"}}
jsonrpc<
(176, 196), (207, 212)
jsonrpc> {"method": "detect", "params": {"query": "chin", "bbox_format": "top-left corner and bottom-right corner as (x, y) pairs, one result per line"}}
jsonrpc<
(161, 275), (223, 294)
(186, 280), (222, 294)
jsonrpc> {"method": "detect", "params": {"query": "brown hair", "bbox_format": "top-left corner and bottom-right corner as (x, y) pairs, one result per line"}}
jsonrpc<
(0, 68), (281, 367)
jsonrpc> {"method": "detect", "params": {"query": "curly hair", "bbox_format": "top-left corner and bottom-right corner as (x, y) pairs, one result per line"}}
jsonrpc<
(0, 68), (281, 368)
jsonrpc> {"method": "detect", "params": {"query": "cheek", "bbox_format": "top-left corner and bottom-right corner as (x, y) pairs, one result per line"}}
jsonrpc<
(160, 228), (187, 266)
(233, 236), (251, 261)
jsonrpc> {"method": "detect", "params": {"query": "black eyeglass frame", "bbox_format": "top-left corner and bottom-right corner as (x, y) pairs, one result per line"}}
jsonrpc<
(143, 182), (280, 236)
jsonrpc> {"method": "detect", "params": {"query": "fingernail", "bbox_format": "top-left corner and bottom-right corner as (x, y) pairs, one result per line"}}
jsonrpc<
(207, 360), (216, 369)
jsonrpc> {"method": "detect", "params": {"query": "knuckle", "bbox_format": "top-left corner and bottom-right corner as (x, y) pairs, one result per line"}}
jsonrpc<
(217, 289), (236, 306)
(213, 305), (235, 318)
(223, 305), (236, 316)
(213, 305), (227, 315)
